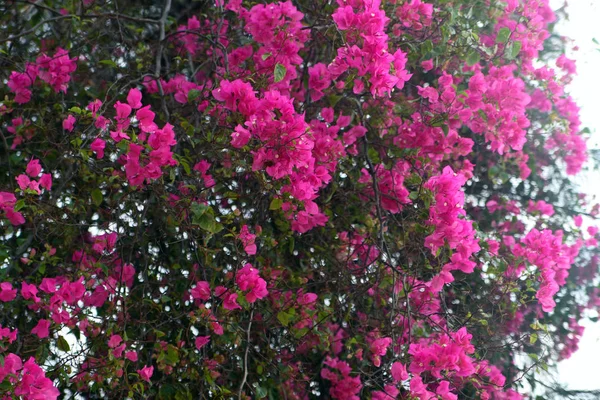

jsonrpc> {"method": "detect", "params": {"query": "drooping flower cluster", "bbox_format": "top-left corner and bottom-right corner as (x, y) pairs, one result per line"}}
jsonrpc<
(515, 229), (581, 312)
(424, 166), (480, 292)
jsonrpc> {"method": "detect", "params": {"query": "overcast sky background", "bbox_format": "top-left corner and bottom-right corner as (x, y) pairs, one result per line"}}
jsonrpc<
(549, 0), (600, 391)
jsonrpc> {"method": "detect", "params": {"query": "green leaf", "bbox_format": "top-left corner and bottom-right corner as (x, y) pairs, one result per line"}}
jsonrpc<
(164, 345), (180, 365)
(191, 203), (209, 223)
(293, 328), (308, 339)
(187, 89), (202, 102)
(506, 40), (522, 59)
(255, 386), (268, 399)
(198, 213), (223, 234)
(180, 160), (191, 175)
(158, 385), (177, 399)
(269, 198), (283, 210)
(274, 63), (286, 83)
(497, 27), (511, 43)
(327, 94), (342, 107)
(14, 199), (25, 211)
(421, 40), (434, 55)
(99, 59), (118, 68)
(91, 189), (103, 207)
(530, 333), (538, 344)
(57, 336), (71, 352)
(277, 310), (292, 327)
(466, 51), (480, 66)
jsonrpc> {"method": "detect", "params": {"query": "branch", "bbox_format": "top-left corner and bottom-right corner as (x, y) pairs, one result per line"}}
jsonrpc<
(238, 307), (254, 400)
(155, 0), (172, 121)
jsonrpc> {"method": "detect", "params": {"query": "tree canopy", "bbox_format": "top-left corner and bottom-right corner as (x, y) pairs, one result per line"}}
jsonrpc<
(0, 0), (598, 399)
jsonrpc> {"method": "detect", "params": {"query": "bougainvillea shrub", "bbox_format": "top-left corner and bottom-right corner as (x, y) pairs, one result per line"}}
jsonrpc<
(0, 0), (598, 398)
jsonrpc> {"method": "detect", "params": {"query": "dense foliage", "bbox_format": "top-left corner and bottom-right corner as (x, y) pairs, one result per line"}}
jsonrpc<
(0, 0), (598, 398)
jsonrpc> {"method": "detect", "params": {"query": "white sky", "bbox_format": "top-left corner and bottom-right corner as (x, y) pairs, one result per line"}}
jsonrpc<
(550, 0), (600, 392)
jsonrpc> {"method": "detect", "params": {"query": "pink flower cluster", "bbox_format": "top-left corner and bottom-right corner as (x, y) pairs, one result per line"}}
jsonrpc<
(359, 163), (411, 214)
(193, 160), (216, 188)
(320, 356), (362, 400)
(483, 0), (555, 72)
(0, 355), (59, 399)
(424, 167), (480, 292)
(213, 80), (333, 233)
(16, 158), (52, 194)
(108, 89), (178, 187)
(8, 48), (77, 103)
(527, 200), (555, 217)
(515, 229), (581, 312)
(238, 225), (257, 255)
(0, 192), (25, 225)
(393, 0), (434, 33)
(330, 0), (412, 97)
(236, 263), (268, 303)
(463, 66), (531, 156)
(368, 336), (392, 367)
(392, 111), (474, 170)
(241, 1), (309, 93)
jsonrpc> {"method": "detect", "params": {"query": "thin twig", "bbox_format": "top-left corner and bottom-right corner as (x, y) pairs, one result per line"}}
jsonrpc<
(155, 0), (172, 121)
(238, 307), (254, 400)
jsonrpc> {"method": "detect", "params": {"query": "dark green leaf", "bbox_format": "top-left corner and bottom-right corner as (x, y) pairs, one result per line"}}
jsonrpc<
(91, 189), (103, 207)
(187, 89), (202, 102)
(57, 336), (71, 352)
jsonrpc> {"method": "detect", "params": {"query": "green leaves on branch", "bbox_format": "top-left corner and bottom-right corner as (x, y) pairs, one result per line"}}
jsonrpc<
(191, 203), (223, 234)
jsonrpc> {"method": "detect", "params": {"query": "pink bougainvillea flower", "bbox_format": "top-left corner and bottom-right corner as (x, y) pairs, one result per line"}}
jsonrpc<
(127, 88), (143, 109)
(31, 319), (51, 339)
(62, 115), (76, 132)
(0, 282), (17, 302)
(39, 173), (52, 191)
(391, 361), (408, 382)
(137, 365), (154, 382)
(108, 334), (122, 348)
(91, 138), (106, 159)
(125, 351), (138, 362)
(26, 159), (42, 177)
(195, 335), (210, 350)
